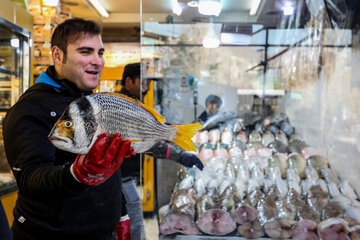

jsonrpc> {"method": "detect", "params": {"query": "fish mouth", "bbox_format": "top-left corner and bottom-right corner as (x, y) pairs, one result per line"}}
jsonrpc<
(48, 136), (67, 143)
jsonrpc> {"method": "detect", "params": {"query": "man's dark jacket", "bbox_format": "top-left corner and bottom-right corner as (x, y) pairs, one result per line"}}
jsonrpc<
(3, 67), (123, 240)
(198, 110), (208, 123)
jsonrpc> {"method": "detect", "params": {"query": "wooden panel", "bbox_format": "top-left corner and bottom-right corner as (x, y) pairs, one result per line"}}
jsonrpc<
(1, 191), (17, 227)
(142, 81), (155, 212)
(0, 0), (33, 31)
(100, 67), (124, 81)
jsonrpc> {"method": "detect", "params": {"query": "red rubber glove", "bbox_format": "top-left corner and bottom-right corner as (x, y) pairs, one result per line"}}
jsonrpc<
(71, 133), (133, 186)
(114, 215), (130, 240)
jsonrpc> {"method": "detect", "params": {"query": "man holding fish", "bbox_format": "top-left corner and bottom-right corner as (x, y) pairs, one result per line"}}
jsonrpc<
(2, 18), (203, 240)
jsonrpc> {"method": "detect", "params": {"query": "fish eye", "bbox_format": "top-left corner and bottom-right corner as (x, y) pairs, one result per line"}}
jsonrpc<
(64, 121), (73, 128)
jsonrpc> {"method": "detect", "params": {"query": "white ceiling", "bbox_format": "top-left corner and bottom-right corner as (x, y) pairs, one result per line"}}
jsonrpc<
(61, 0), (287, 28)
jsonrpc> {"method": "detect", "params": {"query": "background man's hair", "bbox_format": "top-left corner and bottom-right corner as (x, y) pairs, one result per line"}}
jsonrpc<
(121, 62), (140, 86)
(205, 94), (222, 107)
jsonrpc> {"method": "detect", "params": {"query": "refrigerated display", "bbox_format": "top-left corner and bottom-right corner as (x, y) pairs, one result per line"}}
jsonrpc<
(0, 17), (31, 196)
(141, 0), (360, 239)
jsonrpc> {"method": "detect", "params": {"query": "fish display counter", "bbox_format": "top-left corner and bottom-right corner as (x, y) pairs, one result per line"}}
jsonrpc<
(140, 0), (360, 239)
(160, 236), (290, 240)
(157, 112), (360, 239)
(0, 174), (17, 197)
(0, 172), (16, 190)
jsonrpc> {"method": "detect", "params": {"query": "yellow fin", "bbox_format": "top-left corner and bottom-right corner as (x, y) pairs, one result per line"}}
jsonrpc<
(103, 92), (166, 124)
(173, 123), (203, 151)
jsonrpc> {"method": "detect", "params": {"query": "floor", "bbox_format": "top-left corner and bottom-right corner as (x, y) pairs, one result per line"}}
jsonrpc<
(144, 216), (159, 240)
(137, 184), (160, 240)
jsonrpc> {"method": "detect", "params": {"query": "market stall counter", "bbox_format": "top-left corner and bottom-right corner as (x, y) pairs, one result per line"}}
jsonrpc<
(157, 112), (359, 240)
(0, 174), (17, 196)
(160, 236), (290, 240)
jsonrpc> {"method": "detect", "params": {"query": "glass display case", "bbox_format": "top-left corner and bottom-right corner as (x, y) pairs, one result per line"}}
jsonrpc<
(0, 17), (31, 195)
(141, 0), (360, 238)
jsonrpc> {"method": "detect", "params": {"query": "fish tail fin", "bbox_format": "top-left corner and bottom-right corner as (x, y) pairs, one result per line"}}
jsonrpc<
(173, 123), (203, 151)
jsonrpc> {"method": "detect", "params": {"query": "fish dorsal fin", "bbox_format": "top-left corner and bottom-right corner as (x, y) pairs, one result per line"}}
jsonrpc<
(101, 92), (166, 124)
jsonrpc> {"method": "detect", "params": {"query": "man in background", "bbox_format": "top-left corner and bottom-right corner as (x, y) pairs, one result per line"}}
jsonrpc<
(197, 94), (223, 123)
(119, 63), (204, 240)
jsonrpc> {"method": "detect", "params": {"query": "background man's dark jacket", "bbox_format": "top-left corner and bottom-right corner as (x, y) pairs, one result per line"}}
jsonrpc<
(119, 88), (142, 178)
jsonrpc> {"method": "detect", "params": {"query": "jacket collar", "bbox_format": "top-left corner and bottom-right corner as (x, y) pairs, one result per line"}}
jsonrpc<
(35, 72), (61, 88)
(35, 66), (93, 97)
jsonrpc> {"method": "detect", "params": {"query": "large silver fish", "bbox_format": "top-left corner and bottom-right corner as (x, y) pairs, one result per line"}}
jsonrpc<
(48, 93), (202, 154)
(201, 111), (236, 130)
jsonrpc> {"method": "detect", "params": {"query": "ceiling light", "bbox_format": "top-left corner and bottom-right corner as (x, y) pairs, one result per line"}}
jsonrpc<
(10, 39), (19, 48)
(198, 0), (222, 16)
(187, 1), (199, 7)
(87, 0), (109, 18)
(249, 0), (261, 15)
(283, 1), (294, 15)
(202, 38), (220, 48)
(42, 0), (59, 6)
(172, 0), (182, 16)
(203, 22), (220, 48)
(220, 33), (251, 45)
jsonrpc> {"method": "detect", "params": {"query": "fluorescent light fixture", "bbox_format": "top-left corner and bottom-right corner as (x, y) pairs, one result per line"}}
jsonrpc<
(200, 70), (210, 77)
(203, 38), (220, 48)
(283, 1), (294, 15)
(187, 1), (199, 7)
(250, 0), (261, 15)
(198, 0), (222, 16)
(87, 0), (109, 18)
(283, 6), (294, 15)
(220, 32), (251, 45)
(172, 0), (182, 16)
(42, 0), (59, 6)
(10, 39), (19, 48)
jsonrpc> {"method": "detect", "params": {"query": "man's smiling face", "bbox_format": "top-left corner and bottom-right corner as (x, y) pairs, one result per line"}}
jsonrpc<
(57, 34), (105, 91)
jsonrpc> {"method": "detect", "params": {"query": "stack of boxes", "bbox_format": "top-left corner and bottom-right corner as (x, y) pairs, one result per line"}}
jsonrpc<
(28, 0), (72, 76)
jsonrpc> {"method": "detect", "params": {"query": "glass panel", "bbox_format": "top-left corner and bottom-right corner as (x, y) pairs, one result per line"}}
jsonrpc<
(0, 19), (29, 110)
(142, 0), (360, 235)
(22, 39), (30, 92)
(142, 44), (265, 123)
(0, 18), (31, 191)
(0, 31), (17, 110)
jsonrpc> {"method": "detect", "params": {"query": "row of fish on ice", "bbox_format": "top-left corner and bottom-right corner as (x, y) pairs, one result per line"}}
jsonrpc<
(159, 113), (360, 239)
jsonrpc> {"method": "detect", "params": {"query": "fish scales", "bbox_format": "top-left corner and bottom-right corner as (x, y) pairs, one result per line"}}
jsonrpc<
(49, 93), (202, 154)
(93, 94), (176, 135)
(90, 94), (177, 151)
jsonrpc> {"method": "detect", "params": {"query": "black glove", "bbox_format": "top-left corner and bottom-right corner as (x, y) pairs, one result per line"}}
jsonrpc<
(179, 152), (204, 170)
(147, 142), (204, 170)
